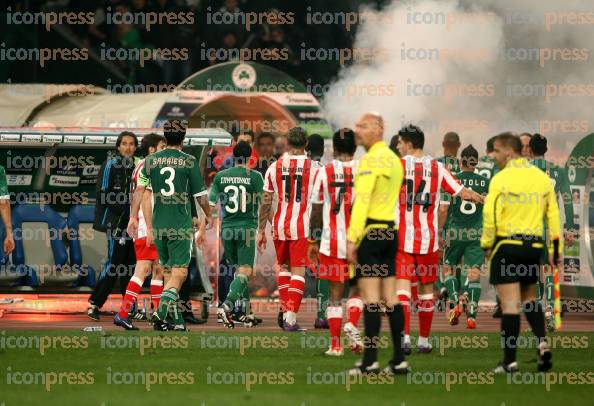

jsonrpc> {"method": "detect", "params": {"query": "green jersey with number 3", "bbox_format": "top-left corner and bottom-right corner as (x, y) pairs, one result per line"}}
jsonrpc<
(139, 148), (206, 233)
(209, 166), (264, 229)
(449, 171), (489, 241)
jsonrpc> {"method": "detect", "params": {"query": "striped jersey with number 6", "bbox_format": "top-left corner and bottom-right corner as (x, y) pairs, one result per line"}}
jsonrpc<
(264, 154), (318, 240)
(396, 156), (463, 254)
(312, 160), (355, 259)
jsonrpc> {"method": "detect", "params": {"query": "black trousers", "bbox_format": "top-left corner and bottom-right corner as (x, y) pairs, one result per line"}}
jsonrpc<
(89, 234), (136, 308)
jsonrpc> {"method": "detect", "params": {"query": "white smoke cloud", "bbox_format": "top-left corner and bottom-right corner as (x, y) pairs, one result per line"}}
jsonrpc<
(322, 0), (594, 158)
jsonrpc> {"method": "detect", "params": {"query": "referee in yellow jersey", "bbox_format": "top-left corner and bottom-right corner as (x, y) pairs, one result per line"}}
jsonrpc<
(345, 113), (408, 375)
(481, 133), (560, 373)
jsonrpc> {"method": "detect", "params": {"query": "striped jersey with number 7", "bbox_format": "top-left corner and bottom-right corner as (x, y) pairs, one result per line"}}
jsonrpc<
(264, 154), (319, 241)
(395, 155), (463, 254)
(312, 160), (355, 259)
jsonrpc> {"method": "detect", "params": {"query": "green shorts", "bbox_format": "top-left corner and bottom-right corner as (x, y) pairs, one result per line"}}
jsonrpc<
(154, 228), (193, 268)
(444, 240), (485, 268)
(221, 227), (257, 268)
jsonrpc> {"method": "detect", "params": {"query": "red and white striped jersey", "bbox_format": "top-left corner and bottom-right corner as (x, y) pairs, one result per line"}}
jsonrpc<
(264, 154), (319, 240)
(130, 159), (152, 240)
(396, 155), (463, 254)
(312, 160), (355, 259)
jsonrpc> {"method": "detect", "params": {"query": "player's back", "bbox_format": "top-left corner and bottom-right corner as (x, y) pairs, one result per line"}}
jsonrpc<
(315, 160), (355, 258)
(449, 171), (489, 240)
(397, 155), (462, 254)
(264, 153), (317, 240)
(144, 148), (202, 232)
(211, 166), (263, 229)
(475, 155), (498, 180)
(531, 158), (564, 194)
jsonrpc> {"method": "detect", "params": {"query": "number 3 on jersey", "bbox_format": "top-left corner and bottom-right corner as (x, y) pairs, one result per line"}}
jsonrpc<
(160, 167), (175, 196)
(224, 185), (247, 213)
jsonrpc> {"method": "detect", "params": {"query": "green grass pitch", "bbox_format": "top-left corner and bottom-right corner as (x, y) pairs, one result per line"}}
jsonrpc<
(1, 331), (592, 406)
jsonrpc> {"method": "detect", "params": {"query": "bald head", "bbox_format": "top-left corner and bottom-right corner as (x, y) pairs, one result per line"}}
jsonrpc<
(355, 112), (384, 150)
(442, 131), (461, 156)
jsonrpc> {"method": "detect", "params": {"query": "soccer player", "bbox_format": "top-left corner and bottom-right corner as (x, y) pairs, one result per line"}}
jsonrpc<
(436, 131), (461, 172)
(128, 120), (212, 331)
(529, 134), (575, 331)
(396, 125), (483, 353)
(306, 133), (330, 329)
(309, 128), (363, 356)
(210, 141), (264, 328)
(475, 136), (499, 181)
(114, 133), (167, 330)
(257, 127), (318, 331)
(442, 145), (489, 329)
(482, 133), (557, 373)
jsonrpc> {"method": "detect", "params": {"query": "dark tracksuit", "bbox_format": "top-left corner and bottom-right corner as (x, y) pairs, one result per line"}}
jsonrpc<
(90, 154), (136, 308)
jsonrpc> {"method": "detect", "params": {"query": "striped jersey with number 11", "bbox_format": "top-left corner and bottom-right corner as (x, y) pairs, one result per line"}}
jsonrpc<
(264, 154), (318, 240)
(312, 160), (355, 259)
(396, 156), (463, 254)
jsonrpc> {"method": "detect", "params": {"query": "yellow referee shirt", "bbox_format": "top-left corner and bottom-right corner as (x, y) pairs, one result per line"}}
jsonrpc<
(347, 141), (404, 244)
(480, 157), (562, 249)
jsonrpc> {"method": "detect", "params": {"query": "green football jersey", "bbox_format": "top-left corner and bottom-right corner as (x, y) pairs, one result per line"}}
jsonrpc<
(208, 166), (264, 229)
(436, 155), (460, 173)
(530, 158), (575, 229)
(139, 148), (206, 234)
(475, 155), (499, 180)
(0, 166), (9, 199)
(449, 171), (489, 241)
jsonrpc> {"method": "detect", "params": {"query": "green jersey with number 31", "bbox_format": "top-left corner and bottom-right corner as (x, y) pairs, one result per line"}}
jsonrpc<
(449, 171), (489, 241)
(209, 166), (264, 229)
(139, 148), (206, 233)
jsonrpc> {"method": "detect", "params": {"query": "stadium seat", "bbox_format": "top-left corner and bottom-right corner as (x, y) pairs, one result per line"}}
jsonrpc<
(11, 204), (76, 287)
(67, 204), (106, 288)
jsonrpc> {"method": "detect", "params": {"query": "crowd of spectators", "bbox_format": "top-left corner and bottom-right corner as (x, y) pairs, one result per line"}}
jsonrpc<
(5, 0), (361, 87)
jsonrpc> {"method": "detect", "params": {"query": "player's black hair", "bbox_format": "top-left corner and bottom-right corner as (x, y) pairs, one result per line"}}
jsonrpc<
(460, 144), (479, 167)
(306, 133), (325, 160)
(287, 126), (308, 148)
(529, 133), (548, 156)
(116, 131), (138, 148)
(495, 132), (522, 154)
(333, 128), (356, 156)
(398, 124), (424, 149)
(233, 141), (252, 165)
(163, 119), (187, 146)
(486, 136), (497, 153)
(256, 132), (274, 145)
(389, 134), (400, 156)
(139, 133), (166, 156)
(239, 129), (255, 143)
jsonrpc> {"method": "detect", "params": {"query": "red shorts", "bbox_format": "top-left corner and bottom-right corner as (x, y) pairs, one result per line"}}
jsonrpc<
(318, 253), (349, 282)
(396, 250), (439, 284)
(273, 238), (309, 268)
(134, 238), (158, 261)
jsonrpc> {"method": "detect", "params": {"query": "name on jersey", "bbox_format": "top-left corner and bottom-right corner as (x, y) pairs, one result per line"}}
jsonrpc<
(463, 178), (487, 187)
(221, 177), (251, 185)
(152, 157), (193, 167)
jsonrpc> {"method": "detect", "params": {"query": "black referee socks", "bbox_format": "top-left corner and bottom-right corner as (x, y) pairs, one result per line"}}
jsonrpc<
(501, 314), (521, 365)
(523, 300), (546, 340)
(386, 304), (405, 364)
(362, 305), (381, 367)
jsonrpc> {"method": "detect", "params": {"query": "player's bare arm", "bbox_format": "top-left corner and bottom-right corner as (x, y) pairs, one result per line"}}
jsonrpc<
(0, 199), (14, 254)
(308, 203), (323, 265)
(127, 184), (145, 238)
(459, 187), (484, 204)
(141, 188), (154, 246)
(195, 194), (213, 230)
(257, 191), (273, 252)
